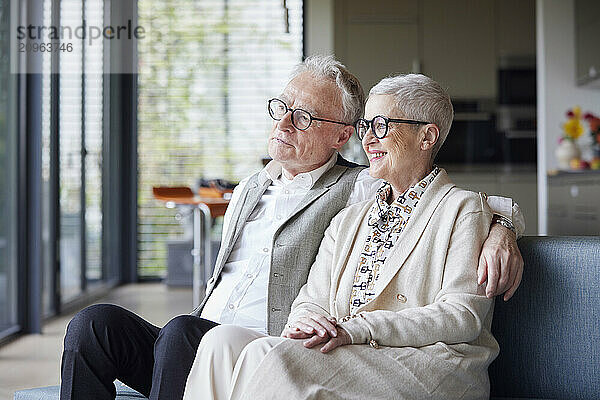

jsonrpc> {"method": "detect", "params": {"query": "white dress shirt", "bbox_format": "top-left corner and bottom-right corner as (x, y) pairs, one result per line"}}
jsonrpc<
(200, 154), (524, 333)
(200, 153), (381, 333)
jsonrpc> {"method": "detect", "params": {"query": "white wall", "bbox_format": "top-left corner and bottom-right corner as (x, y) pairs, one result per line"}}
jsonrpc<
(536, 0), (600, 234)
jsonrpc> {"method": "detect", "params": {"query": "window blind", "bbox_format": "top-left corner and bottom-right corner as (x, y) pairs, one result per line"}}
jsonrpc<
(58, 0), (84, 300)
(83, 0), (104, 282)
(137, 0), (303, 277)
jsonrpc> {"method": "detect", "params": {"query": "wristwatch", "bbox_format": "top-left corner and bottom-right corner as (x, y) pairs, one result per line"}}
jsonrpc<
(492, 214), (516, 235)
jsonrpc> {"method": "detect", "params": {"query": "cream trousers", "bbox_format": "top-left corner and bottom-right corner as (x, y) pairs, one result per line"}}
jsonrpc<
(183, 325), (287, 400)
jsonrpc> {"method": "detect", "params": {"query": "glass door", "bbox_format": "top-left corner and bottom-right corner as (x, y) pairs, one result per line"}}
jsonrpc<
(44, 0), (105, 304)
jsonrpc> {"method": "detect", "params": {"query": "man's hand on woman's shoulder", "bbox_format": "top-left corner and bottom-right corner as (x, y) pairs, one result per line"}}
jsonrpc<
(478, 223), (524, 301)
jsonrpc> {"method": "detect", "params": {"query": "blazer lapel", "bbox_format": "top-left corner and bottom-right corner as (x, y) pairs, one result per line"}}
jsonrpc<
(355, 169), (456, 313)
(213, 175), (271, 276)
(233, 180), (271, 241)
(275, 164), (349, 233)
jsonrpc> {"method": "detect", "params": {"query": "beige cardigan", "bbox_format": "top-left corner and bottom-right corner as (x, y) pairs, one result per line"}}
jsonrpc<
(241, 169), (499, 400)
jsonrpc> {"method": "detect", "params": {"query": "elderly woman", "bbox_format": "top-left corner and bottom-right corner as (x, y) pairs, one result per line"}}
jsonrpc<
(183, 74), (499, 400)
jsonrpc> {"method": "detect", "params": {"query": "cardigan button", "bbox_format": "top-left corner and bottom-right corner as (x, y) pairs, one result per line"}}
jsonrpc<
(369, 340), (380, 349)
(397, 294), (407, 303)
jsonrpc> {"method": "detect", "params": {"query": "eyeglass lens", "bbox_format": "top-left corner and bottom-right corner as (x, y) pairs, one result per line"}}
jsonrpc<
(356, 116), (388, 139)
(268, 98), (312, 130)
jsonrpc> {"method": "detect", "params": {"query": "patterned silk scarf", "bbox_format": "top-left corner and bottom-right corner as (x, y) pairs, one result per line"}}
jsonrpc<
(349, 167), (440, 314)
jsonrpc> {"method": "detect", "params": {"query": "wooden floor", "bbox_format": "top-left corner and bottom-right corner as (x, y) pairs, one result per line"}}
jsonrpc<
(0, 283), (193, 400)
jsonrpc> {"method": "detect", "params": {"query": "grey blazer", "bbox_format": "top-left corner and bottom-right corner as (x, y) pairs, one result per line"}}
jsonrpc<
(191, 155), (364, 335)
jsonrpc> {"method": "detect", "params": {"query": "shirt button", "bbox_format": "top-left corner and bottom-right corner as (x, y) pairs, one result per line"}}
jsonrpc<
(263, 248), (269, 253)
(246, 273), (253, 279)
(284, 189), (290, 194)
(228, 304), (235, 310)
(276, 215), (282, 220)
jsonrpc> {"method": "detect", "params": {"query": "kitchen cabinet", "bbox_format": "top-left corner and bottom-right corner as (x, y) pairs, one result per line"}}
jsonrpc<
(421, 0), (496, 98)
(334, 0), (535, 99)
(548, 171), (600, 235)
(334, 0), (420, 91)
(575, 0), (600, 87)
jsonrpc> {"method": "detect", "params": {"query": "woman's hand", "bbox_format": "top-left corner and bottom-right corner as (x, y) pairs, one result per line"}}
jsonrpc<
(281, 313), (338, 339)
(303, 326), (351, 353)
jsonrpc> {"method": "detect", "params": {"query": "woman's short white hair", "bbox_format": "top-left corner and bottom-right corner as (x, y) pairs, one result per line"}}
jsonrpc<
(369, 74), (454, 159)
(291, 55), (365, 125)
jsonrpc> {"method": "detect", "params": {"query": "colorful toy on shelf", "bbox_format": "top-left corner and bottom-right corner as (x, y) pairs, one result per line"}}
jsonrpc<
(569, 158), (589, 170)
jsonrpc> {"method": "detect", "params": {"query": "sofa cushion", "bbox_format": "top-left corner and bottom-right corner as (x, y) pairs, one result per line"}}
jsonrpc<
(489, 236), (600, 400)
(14, 381), (147, 400)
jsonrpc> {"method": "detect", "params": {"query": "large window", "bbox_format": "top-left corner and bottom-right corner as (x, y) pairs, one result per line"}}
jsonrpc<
(0, 0), (18, 337)
(41, 0), (106, 307)
(137, 0), (304, 277)
(2, 0), (133, 339)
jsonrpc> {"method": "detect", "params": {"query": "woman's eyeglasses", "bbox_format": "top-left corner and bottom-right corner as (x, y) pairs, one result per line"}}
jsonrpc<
(355, 116), (430, 140)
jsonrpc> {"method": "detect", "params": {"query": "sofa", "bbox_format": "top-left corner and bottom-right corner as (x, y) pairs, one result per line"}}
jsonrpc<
(489, 236), (599, 399)
(14, 236), (600, 400)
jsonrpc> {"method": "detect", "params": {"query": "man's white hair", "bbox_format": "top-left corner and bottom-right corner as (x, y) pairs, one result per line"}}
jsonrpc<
(291, 55), (365, 125)
(369, 74), (454, 159)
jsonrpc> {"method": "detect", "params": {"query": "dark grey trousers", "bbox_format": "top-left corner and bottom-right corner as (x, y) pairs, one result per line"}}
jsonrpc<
(60, 304), (218, 400)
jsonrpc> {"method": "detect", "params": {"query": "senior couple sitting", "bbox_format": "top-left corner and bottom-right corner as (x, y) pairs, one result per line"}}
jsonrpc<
(61, 55), (525, 400)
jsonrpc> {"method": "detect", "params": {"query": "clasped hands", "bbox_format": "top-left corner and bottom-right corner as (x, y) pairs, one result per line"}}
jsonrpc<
(281, 313), (351, 353)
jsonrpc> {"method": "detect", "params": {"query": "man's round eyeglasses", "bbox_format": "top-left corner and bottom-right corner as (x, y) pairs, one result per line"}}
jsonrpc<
(268, 98), (353, 131)
(355, 116), (431, 140)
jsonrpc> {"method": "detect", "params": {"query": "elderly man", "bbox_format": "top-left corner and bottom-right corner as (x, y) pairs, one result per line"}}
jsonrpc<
(60, 55), (524, 400)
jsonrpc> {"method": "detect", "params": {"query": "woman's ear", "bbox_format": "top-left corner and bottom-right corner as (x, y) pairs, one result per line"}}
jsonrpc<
(421, 124), (439, 151)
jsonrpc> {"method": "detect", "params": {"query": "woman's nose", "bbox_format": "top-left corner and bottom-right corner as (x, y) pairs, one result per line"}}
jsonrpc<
(361, 125), (378, 145)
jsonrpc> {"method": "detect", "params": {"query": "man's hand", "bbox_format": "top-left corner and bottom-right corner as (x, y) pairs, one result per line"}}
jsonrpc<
(281, 313), (338, 340)
(478, 223), (524, 301)
(303, 326), (351, 353)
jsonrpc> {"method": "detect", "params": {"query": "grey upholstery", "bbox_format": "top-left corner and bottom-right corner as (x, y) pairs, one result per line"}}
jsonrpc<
(14, 236), (600, 400)
(14, 381), (146, 399)
(490, 236), (600, 400)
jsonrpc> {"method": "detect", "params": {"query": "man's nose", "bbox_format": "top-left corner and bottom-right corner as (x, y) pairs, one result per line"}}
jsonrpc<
(277, 110), (294, 131)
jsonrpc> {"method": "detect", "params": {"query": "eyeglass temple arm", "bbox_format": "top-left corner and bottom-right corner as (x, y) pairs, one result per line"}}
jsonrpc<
(389, 118), (431, 125)
(313, 116), (353, 126)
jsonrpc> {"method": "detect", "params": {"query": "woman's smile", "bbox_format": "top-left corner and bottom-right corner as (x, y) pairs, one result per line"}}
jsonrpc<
(368, 150), (387, 162)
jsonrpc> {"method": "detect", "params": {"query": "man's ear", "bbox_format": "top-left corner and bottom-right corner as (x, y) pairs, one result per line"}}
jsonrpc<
(421, 124), (440, 151)
(332, 125), (355, 149)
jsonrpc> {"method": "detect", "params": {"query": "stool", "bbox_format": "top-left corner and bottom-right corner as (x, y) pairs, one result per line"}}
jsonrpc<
(152, 186), (230, 307)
